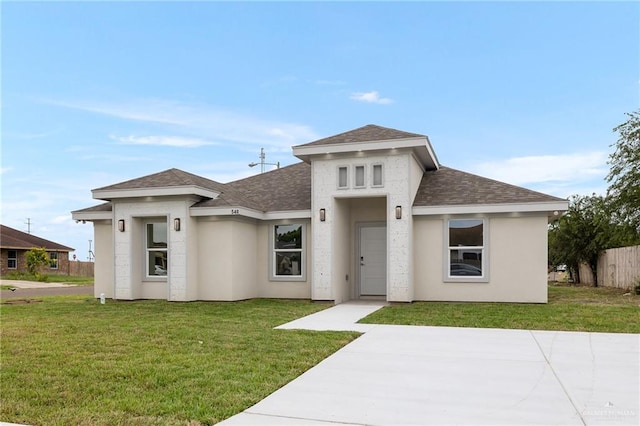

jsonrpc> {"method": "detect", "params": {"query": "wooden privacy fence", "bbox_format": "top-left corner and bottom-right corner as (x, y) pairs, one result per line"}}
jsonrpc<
(581, 245), (640, 289)
(69, 261), (94, 277)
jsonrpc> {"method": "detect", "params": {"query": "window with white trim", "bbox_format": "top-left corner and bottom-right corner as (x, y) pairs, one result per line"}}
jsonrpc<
(372, 164), (383, 187)
(7, 250), (17, 269)
(447, 219), (485, 280)
(49, 252), (58, 269)
(354, 165), (365, 188)
(337, 166), (348, 189)
(273, 224), (303, 278)
(146, 222), (168, 277)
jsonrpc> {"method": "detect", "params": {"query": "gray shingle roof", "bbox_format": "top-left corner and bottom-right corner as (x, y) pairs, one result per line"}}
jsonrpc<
(72, 202), (113, 214)
(413, 166), (566, 206)
(297, 124), (425, 147)
(194, 162), (311, 211)
(1, 225), (74, 251)
(94, 168), (226, 192)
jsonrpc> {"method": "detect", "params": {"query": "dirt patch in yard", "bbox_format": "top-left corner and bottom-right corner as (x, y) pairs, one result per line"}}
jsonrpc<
(1, 299), (43, 305)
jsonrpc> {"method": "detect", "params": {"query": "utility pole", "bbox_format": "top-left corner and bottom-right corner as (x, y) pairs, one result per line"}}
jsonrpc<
(25, 218), (32, 234)
(88, 240), (94, 262)
(248, 147), (280, 173)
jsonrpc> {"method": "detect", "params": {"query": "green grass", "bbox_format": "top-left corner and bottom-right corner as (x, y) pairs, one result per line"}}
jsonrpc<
(0, 297), (358, 425)
(360, 284), (640, 333)
(1, 272), (94, 285)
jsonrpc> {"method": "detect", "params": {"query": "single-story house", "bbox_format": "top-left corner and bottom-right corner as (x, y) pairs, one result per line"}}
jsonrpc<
(72, 125), (568, 303)
(0, 224), (74, 276)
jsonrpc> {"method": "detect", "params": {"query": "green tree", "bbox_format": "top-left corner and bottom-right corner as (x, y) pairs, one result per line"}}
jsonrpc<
(548, 194), (637, 285)
(608, 110), (640, 232)
(25, 247), (49, 280)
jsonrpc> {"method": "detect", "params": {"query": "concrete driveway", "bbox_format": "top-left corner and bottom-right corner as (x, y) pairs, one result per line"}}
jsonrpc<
(0, 280), (93, 299)
(220, 302), (639, 425)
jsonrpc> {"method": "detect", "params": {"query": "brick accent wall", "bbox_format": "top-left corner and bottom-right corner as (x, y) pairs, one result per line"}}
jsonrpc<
(0, 249), (71, 276)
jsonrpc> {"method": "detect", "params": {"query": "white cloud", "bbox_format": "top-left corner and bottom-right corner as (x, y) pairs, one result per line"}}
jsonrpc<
(350, 91), (394, 104)
(45, 97), (319, 149)
(471, 152), (608, 185)
(112, 135), (217, 148)
(1, 167), (12, 175)
(467, 151), (609, 198)
(42, 98), (189, 126)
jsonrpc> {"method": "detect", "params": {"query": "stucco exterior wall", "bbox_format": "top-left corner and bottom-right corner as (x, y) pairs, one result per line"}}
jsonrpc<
(311, 152), (415, 302)
(333, 198), (351, 303)
(113, 197), (194, 301)
(93, 220), (114, 298)
(413, 214), (548, 303)
(197, 218), (234, 300)
(230, 219), (259, 300)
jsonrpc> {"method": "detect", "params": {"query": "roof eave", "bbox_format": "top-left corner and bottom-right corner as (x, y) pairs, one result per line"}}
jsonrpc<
(92, 185), (220, 201)
(72, 210), (113, 221)
(190, 206), (312, 220)
(412, 201), (569, 216)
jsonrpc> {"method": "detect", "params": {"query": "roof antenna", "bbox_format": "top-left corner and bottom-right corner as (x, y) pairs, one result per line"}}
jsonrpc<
(248, 147), (280, 173)
(25, 218), (32, 234)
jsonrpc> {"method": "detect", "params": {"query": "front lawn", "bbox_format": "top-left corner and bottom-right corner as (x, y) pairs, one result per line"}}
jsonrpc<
(0, 297), (358, 425)
(1, 272), (94, 285)
(360, 284), (640, 333)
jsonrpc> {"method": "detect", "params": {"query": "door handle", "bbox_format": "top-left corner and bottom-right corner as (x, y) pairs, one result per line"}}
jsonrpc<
(360, 256), (365, 266)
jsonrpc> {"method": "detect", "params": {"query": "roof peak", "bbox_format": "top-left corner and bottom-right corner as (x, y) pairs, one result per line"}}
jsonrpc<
(94, 168), (225, 192)
(296, 124), (426, 148)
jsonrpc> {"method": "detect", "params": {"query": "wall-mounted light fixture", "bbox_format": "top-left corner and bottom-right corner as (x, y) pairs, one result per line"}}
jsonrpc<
(118, 219), (125, 232)
(395, 206), (402, 220)
(174, 218), (181, 231)
(319, 208), (326, 222)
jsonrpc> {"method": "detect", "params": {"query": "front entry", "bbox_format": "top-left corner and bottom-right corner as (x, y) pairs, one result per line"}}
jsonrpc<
(359, 225), (387, 296)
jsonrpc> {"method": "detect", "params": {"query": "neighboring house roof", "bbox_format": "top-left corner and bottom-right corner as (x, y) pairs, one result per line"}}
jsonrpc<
(0, 225), (74, 251)
(413, 167), (565, 206)
(296, 124), (425, 147)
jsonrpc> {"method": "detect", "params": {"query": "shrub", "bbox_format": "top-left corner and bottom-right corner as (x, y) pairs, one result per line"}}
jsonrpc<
(25, 247), (49, 281)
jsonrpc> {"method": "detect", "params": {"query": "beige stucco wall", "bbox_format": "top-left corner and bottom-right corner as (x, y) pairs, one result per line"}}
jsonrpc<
(93, 220), (114, 298)
(333, 198), (351, 303)
(414, 214), (548, 303)
(197, 218), (234, 300)
(230, 219), (258, 300)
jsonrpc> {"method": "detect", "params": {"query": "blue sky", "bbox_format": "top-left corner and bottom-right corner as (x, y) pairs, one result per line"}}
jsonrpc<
(1, 1), (638, 260)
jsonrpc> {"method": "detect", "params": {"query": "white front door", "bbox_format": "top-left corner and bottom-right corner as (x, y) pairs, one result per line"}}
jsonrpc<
(359, 226), (386, 296)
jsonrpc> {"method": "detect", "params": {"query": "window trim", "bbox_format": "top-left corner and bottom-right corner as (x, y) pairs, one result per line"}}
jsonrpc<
(337, 166), (349, 189)
(145, 221), (168, 280)
(49, 252), (58, 269)
(270, 223), (306, 282)
(354, 164), (366, 188)
(7, 250), (17, 269)
(371, 163), (384, 187)
(444, 217), (489, 283)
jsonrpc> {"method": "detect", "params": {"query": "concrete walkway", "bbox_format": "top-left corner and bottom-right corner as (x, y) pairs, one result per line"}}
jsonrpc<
(220, 301), (640, 425)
